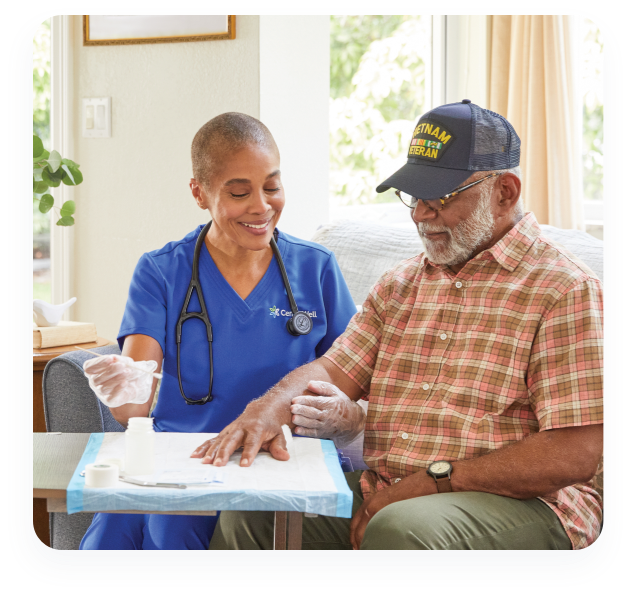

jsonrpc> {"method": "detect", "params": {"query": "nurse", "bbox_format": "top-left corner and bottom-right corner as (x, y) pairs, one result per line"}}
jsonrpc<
(79, 112), (357, 549)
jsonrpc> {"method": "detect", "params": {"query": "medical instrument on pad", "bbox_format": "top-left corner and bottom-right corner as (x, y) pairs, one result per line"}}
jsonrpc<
(119, 476), (187, 489)
(176, 220), (313, 406)
(74, 346), (163, 380)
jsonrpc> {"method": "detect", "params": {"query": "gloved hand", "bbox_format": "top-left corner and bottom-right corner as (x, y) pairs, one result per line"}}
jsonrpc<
(82, 354), (158, 408)
(290, 381), (366, 448)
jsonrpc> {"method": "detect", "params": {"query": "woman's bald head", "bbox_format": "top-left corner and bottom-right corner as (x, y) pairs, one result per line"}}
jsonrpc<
(191, 113), (278, 189)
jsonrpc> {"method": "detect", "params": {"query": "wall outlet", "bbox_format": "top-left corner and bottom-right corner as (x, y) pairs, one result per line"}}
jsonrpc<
(83, 98), (111, 138)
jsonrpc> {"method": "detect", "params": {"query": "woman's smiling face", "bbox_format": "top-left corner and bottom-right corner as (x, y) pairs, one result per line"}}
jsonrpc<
(191, 143), (285, 253)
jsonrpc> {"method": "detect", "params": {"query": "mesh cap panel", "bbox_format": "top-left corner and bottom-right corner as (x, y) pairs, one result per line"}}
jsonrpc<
(469, 105), (520, 171)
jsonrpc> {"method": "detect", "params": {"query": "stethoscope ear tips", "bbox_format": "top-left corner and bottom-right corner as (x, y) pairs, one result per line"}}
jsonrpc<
(286, 312), (313, 336)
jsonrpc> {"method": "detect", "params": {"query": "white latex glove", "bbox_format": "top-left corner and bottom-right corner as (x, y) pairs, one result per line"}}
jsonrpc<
(290, 381), (366, 448)
(82, 354), (158, 408)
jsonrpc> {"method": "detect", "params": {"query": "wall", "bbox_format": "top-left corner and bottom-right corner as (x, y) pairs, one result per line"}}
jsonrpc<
(259, 16), (330, 240)
(70, 16), (330, 341)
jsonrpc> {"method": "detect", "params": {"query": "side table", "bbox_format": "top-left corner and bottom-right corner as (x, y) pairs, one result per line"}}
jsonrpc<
(33, 336), (113, 547)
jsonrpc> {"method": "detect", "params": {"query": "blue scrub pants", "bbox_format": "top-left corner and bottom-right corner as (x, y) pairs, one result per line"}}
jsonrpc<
(79, 512), (219, 550)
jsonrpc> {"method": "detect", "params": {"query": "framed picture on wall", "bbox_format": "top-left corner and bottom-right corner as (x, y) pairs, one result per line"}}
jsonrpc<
(83, 15), (236, 46)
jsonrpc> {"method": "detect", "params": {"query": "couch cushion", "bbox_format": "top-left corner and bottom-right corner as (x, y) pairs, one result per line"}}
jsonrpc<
(311, 219), (424, 304)
(539, 224), (603, 282)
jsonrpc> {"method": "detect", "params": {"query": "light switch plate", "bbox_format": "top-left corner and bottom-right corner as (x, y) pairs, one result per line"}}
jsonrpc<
(82, 97), (111, 138)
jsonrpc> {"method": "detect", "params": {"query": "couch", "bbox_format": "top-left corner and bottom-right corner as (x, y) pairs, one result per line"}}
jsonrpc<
(42, 218), (604, 549)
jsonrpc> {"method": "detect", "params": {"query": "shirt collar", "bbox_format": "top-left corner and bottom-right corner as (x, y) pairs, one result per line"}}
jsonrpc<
(485, 212), (541, 271)
(420, 212), (541, 274)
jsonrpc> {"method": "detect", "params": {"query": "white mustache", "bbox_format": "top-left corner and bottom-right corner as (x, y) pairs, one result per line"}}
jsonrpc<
(418, 223), (450, 235)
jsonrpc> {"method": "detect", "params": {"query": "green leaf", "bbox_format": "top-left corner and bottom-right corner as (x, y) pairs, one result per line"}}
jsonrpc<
(39, 194), (54, 213)
(33, 135), (44, 159)
(33, 180), (49, 194)
(61, 158), (79, 168)
(60, 200), (76, 217)
(42, 167), (63, 188)
(56, 215), (75, 226)
(33, 149), (50, 164)
(47, 150), (62, 173)
(33, 166), (44, 182)
(61, 164), (83, 186)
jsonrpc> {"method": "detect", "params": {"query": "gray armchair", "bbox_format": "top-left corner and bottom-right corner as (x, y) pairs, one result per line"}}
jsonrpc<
(43, 344), (123, 549)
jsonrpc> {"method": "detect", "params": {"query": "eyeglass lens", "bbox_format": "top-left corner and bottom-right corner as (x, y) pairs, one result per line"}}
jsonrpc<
(398, 191), (442, 211)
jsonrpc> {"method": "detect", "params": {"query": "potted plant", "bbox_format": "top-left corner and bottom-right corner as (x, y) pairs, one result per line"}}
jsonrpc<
(33, 133), (83, 226)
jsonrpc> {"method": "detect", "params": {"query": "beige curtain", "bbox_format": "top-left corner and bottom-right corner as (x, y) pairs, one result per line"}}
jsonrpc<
(489, 15), (584, 229)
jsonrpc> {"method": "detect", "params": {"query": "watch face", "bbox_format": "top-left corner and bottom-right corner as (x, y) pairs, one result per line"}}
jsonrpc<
(430, 461), (451, 474)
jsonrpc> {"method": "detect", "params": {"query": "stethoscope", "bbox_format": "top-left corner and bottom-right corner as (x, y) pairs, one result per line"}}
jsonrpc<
(176, 220), (313, 405)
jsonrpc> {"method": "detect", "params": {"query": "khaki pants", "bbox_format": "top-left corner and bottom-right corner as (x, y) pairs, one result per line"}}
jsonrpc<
(209, 471), (572, 550)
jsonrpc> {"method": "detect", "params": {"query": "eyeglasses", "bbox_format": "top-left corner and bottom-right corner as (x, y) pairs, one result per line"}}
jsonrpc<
(395, 173), (500, 212)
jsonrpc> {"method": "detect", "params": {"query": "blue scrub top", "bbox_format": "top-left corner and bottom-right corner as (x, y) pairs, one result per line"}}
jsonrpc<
(117, 225), (357, 433)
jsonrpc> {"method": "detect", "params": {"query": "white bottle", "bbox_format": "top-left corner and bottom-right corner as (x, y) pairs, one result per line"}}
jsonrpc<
(125, 417), (155, 476)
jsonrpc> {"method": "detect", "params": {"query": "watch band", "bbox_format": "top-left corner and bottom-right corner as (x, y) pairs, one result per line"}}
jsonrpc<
(435, 477), (452, 493)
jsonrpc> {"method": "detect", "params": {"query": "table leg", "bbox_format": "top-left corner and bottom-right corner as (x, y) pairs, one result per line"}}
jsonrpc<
(273, 511), (303, 550)
(287, 511), (303, 550)
(273, 511), (287, 549)
(33, 498), (50, 547)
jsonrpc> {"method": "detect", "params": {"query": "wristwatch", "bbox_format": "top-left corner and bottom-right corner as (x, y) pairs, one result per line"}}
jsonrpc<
(427, 460), (453, 493)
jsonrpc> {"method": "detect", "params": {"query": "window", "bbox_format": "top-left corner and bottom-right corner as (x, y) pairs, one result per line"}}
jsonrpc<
(581, 17), (604, 240)
(330, 16), (605, 238)
(329, 15), (432, 227)
(33, 19), (51, 301)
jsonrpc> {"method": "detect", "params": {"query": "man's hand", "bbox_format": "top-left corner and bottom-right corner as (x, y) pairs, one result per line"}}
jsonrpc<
(349, 473), (438, 549)
(290, 381), (366, 447)
(349, 491), (388, 550)
(190, 400), (290, 466)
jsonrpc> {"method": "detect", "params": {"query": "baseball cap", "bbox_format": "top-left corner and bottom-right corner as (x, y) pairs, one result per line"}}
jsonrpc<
(376, 99), (520, 200)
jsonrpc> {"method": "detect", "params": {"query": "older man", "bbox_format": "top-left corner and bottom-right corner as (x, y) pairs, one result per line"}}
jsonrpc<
(194, 100), (603, 550)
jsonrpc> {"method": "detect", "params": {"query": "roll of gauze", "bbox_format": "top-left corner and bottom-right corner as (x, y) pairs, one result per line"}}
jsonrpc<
(85, 463), (119, 488)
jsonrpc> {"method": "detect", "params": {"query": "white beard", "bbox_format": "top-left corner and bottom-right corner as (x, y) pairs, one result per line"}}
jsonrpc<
(417, 186), (496, 266)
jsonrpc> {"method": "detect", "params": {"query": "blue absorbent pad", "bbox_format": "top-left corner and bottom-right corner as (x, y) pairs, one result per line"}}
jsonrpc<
(66, 432), (353, 518)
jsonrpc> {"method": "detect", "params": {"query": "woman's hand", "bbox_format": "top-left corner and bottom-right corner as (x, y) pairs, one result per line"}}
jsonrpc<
(290, 381), (366, 447)
(83, 354), (157, 408)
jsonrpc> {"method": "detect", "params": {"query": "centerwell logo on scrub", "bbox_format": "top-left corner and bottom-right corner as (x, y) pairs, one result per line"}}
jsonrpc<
(269, 306), (317, 318)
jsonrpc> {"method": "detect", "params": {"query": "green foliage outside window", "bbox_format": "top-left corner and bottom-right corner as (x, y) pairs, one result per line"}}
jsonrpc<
(330, 15), (430, 207)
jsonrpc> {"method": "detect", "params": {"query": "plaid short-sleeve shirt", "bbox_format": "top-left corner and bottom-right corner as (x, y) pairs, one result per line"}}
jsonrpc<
(324, 213), (603, 550)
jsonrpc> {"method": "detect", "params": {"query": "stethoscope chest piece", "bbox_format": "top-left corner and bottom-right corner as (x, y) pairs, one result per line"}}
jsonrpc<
(286, 311), (313, 336)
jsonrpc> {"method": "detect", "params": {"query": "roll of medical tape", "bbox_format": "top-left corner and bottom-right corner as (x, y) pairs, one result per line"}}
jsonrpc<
(102, 458), (124, 473)
(85, 463), (119, 488)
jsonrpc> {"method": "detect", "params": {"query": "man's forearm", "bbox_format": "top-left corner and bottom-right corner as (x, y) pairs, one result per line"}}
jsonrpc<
(246, 357), (356, 430)
(380, 424), (603, 505)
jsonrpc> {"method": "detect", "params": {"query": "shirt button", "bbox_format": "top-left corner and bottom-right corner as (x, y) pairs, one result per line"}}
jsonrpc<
(455, 281), (463, 288)
(440, 333), (447, 340)
(422, 383), (430, 390)
(401, 432), (409, 439)
(394, 478), (401, 483)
